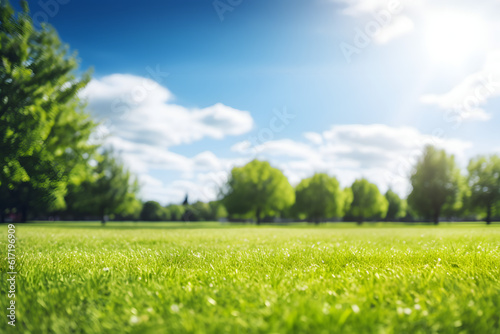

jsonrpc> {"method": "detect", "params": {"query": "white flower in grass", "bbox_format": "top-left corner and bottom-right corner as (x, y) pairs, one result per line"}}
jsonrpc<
(103, 267), (110, 272)
(129, 315), (139, 324)
(351, 304), (360, 313)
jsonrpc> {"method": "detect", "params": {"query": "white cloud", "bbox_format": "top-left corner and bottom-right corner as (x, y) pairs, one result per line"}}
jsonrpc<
(335, 0), (418, 44)
(303, 132), (323, 145)
(421, 50), (500, 122)
(230, 140), (252, 154)
(374, 15), (414, 44)
(81, 74), (254, 148)
(336, 0), (399, 17)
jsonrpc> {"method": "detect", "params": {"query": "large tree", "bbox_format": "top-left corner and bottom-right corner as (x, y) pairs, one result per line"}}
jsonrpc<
(65, 151), (140, 224)
(0, 1), (95, 221)
(407, 145), (462, 224)
(467, 155), (500, 224)
(347, 178), (388, 224)
(294, 173), (345, 223)
(384, 189), (407, 221)
(222, 159), (294, 224)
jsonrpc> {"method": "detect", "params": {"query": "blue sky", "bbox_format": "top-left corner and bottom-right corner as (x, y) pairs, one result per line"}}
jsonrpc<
(20, 0), (500, 203)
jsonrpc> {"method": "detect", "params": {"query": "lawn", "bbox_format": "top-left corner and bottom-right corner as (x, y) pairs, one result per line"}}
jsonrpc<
(1, 222), (499, 333)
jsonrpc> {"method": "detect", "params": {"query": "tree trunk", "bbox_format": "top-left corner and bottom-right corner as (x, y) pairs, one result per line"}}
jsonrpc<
(21, 206), (28, 223)
(357, 217), (363, 225)
(256, 208), (261, 225)
(486, 204), (492, 225)
(433, 207), (440, 225)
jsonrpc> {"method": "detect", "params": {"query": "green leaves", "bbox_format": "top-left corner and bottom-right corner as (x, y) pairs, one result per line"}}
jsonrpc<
(385, 189), (407, 221)
(347, 178), (388, 223)
(467, 155), (500, 223)
(0, 0), (96, 219)
(408, 146), (462, 224)
(222, 160), (295, 223)
(65, 150), (141, 222)
(294, 173), (345, 222)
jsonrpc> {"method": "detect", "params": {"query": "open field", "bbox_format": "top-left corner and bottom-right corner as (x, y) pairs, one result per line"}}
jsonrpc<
(1, 222), (500, 333)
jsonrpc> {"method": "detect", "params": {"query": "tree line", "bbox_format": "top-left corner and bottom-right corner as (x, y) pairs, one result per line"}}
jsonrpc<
(1, 2), (499, 224)
(218, 150), (500, 225)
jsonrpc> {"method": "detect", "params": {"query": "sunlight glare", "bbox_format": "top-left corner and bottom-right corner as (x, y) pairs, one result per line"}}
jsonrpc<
(423, 11), (488, 65)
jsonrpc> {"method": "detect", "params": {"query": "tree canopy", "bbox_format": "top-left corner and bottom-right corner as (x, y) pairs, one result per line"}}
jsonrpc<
(347, 178), (388, 224)
(65, 150), (140, 223)
(222, 159), (295, 223)
(408, 146), (462, 224)
(384, 189), (407, 221)
(467, 155), (500, 224)
(294, 173), (345, 223)
(0, 1), (96, 221)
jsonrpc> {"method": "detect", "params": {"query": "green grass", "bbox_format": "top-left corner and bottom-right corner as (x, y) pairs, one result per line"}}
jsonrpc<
(1, 222), (500, 333)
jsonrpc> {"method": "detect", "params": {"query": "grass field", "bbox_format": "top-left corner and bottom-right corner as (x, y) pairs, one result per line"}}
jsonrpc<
(1, 222), (500, 333)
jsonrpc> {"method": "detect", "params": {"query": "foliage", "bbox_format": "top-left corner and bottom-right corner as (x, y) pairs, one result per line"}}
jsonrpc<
(64, 150), (140, 223)
(222, 159), (295, 223)
(408, 146), (462, 224)
(165, 204), (185, 221)
(342, 187), (353, 217)
(347, 178), (388, 223)
(294, 173), (345, 222)
(467, 154), (500, 224)
(384, 189), (407, 221)
(140, 201), (167, 221)
(0, 1), (95, 220)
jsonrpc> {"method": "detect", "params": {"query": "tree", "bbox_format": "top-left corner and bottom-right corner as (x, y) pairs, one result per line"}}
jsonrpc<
(140, 201), (167, 221)
(294, 173), (345, 223)
(209, 200), (228, 220)
(408, 145), (462, 224)
(65, 151), (139, 224)
(384, 189), (407, 221)
(347, 178), (388, 224)
(342, 187), (353, 218)
(222, 160), (295, 224)
(0, 1), (95, 221)
(467, 155), (500, 224)
(166, 204), (185, 221)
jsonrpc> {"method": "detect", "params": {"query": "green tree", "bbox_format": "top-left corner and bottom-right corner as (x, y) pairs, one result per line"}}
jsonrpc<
(347, 178), (388, 224)
(0, 1), (95, 221)
(467, 155), (500, 224)
(166, 204), (185, 221)
(384, 189), (407, 221)
(140, 201), (167, 221)
(294, 173), (345, 223)
(342, 187), (353, 218)
(222, 159), (295, 224)
(209, 200), (228, 220)
(408, 145), (462, 224)
(65, 151), (139, 224)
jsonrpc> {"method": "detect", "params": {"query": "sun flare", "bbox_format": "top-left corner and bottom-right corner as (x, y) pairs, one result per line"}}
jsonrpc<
(423, 11), (488, 65)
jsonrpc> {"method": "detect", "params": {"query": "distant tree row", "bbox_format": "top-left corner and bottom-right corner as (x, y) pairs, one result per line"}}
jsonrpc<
(139, 200), (227, 222)
(220, 147), (500, 225)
